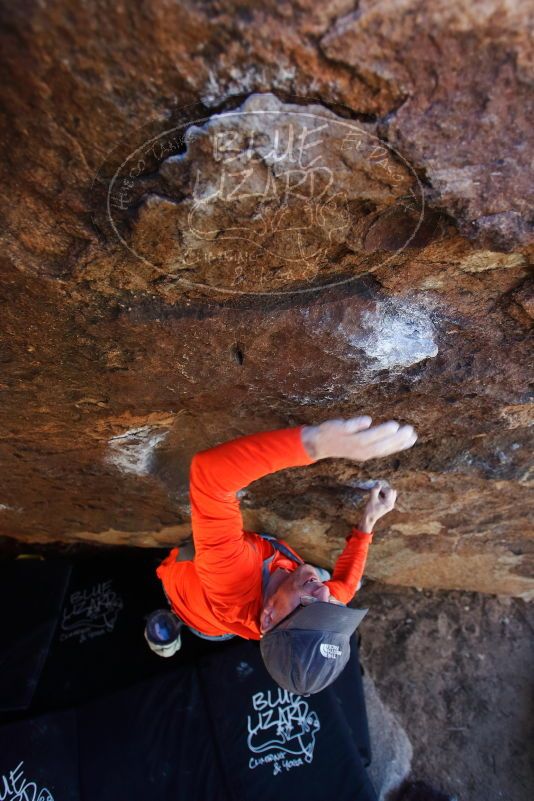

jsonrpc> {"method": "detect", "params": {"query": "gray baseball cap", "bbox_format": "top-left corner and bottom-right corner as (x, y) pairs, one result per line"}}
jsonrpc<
(260, 602), (368, 695)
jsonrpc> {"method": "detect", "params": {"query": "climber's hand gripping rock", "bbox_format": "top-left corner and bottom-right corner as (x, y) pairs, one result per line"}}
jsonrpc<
(301, 416), (417, 462)
(359, 480), (397, 534)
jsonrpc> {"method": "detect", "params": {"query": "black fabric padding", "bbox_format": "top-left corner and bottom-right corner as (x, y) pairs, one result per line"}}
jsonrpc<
(0, 549), (377, 801)
(0, 559), (72, 711)
(0, 709), (80, 801)
(197, 638), (377, 801)
(78, 668), (230, 801)
(33, 550), (180, 711)
(331, 636), (372, 767)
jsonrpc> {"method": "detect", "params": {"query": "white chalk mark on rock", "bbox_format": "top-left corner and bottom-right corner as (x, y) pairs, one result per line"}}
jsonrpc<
(106, 426), (168, 476)
(342, 298), (438, 371)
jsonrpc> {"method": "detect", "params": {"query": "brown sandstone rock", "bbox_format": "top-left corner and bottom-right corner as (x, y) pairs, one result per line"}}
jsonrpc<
(0, 0), (532, 598)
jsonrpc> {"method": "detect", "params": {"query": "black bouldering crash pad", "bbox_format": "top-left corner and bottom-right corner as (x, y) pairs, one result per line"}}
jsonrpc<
(0, 559), (71, 712)
(0, 550), (377, 801)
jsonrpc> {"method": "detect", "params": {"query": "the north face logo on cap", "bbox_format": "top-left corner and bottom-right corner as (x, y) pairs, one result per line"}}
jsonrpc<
(319, 643), (342, 659)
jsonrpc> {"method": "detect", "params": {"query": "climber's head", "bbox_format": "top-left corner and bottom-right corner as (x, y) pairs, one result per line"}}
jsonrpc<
(260, 564), (333, 633)
(260, 565), (367, 695)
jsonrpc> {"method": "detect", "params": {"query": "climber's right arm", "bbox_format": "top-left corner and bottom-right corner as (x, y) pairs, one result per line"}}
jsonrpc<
(325, 482), (398, 604)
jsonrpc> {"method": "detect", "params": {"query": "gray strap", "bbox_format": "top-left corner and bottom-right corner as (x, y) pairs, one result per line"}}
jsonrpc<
(259, 532), (304, 565)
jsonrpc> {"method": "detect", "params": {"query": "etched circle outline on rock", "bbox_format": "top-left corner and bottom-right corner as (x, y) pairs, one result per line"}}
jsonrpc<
(107, 106), (425, 297)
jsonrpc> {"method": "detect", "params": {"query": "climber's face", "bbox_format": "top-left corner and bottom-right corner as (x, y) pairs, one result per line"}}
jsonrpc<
(260, 564), (333, 633)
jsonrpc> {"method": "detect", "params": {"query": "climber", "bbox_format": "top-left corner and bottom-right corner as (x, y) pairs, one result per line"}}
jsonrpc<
(147, 416), (416, 695)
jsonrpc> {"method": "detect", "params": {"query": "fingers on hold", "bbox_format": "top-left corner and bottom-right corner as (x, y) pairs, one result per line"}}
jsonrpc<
(381, 420), (401, 434)
(403, 424), (417, 439)
(357, 422), (417, 460)
(344, 416), (372, 432)
(358, 420), (401, 444)
(326, 418), (344, 429)
(391, 425), (417, 449)
(368, 435), (413, 459)
(382, 490), (395, 505)
(400, 428), (418, 448)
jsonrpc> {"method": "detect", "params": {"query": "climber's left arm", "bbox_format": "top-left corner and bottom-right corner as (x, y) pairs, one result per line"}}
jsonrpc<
(190, 419), (409, 599)
(190, 427), (314, 595)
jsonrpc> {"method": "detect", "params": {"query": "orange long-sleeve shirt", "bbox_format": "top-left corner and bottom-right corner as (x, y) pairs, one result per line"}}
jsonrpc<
(156, 426), (373, 640)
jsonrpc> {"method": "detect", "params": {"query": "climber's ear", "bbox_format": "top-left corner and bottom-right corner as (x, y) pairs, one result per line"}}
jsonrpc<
(260, 602), (275, 633)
